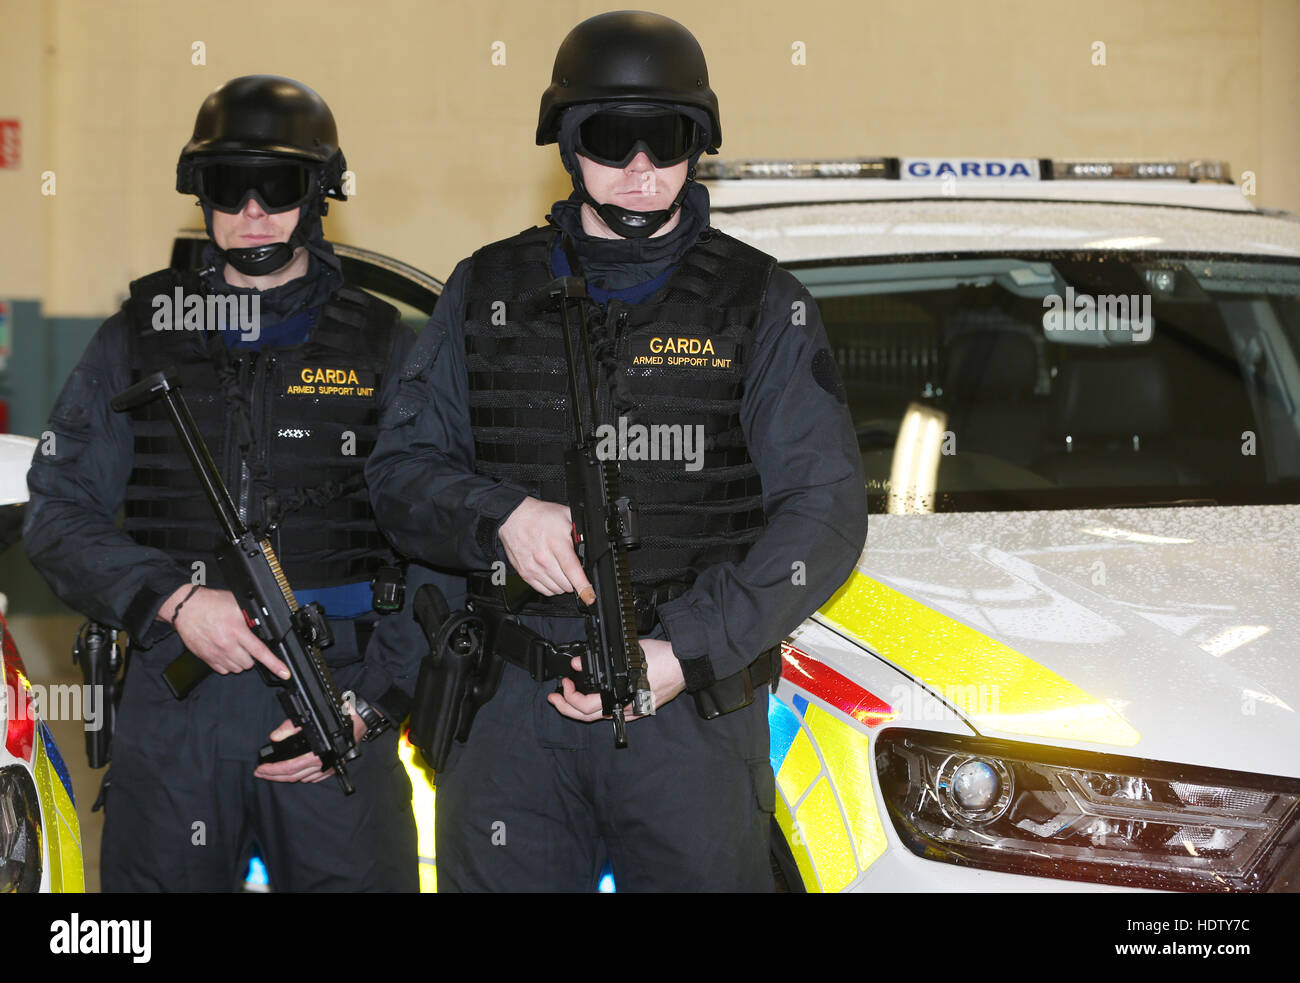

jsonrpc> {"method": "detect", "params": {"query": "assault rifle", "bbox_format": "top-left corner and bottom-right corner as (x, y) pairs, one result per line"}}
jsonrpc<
(550, 275), (652, 747)
(111, 371), (360, 794)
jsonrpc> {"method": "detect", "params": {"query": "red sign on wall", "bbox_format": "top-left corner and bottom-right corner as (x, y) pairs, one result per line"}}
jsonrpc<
(0, 121), (20, 170)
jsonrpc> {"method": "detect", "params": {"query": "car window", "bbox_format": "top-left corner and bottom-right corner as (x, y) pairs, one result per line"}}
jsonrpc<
(332, 246), (442, 329)
(791, 254), (1300, 512)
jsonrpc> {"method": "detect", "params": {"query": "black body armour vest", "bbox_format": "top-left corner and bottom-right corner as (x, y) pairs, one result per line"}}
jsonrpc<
(463, 226), (775, 619)
(121, 268), (401, 591)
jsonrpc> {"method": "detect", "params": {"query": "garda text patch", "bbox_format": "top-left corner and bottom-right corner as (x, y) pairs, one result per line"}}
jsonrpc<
(285, 365), (377, 398)
(630, 336), (738, 370)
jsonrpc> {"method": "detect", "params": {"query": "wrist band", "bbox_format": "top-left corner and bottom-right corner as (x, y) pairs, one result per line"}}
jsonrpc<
(169, 585), (202, 625)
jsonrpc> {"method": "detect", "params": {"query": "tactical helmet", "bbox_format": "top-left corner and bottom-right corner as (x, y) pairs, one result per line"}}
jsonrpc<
(537, 10), (721, 151)
(177, 75), (346, 276)
(178, 76), (346, 196)
(540, 12), (719, 239)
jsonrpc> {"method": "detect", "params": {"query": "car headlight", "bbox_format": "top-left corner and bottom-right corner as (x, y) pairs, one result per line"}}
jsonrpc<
(876, 729), (1300, 891)
(0, 765), (43, 893)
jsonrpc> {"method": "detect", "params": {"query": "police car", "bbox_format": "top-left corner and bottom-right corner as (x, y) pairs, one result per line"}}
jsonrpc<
(700, 156), (1300, 892)
(1, 434), (85, 893)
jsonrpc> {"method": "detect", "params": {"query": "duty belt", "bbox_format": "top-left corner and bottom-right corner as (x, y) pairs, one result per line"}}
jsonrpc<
(474, 603), (782, 720)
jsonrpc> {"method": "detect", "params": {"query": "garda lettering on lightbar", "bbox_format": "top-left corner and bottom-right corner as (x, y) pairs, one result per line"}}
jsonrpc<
(901, 158), (1040, 180)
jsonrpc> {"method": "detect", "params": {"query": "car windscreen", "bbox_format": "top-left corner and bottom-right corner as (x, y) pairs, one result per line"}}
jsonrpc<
(791, 253), (1300, 513)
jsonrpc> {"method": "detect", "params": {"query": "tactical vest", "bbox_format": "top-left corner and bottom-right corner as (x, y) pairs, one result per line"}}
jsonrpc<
(121, 267), (401, 591)
(462, 225), (774, 618)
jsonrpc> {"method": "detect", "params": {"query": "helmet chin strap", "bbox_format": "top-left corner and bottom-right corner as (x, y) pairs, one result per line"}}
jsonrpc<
(223, 241), (298, 276)
(203, 198), (317, 277)
(566, 148), (697, 239)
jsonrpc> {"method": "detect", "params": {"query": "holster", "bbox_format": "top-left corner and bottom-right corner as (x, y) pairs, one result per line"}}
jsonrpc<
(72, 621), (126, 769)
(408, 584), (501, 772)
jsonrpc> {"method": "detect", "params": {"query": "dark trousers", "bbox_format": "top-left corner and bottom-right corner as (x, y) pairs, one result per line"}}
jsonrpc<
(434, 648), (776, 893)
(99, 644), (418, 893)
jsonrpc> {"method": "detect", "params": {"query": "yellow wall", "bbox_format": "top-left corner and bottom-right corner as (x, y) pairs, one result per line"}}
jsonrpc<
(2, 0), (1298, 316)
(0, 0), (47, 300)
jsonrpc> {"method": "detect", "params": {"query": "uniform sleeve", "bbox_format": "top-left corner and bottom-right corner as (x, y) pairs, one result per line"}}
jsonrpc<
(655, 268), (868, 687)
(366, 259), (530, 573)
(23, 312), (192, 643)
(353, 315), (468, 716)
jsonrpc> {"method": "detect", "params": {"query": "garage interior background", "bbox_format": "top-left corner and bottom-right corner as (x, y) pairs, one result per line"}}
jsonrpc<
(3, 0), (1299, 444)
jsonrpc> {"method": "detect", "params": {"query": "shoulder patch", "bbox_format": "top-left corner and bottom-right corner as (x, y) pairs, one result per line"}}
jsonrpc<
(811, 348), (846, 402)
(49, 367), (99, 430)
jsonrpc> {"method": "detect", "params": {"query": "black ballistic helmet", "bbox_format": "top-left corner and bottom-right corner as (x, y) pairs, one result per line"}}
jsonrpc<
(537, 10), (721, 151)
(539, 11), (720, 239)
(177, 75), (347, 275)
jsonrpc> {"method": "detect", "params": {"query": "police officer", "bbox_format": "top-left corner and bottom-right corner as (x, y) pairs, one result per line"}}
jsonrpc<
(25, 75), (439, 891)
(368, 11), (867, 891)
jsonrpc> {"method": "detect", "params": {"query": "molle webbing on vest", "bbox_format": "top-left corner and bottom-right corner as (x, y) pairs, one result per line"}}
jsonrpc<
(121, 269), (400, 591)
(462, 228), (775, 617)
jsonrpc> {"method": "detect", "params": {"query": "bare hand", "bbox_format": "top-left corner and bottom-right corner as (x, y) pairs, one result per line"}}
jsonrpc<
(498, 497), (594, 602)
(546, 639), (685, 723)
(160, 585), (291, 679)
(253, 713), (367, 784)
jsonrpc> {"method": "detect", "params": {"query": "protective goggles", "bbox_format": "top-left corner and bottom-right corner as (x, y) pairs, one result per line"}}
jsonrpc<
(575, 108), (705, 168)
(193, 161), (317, 213)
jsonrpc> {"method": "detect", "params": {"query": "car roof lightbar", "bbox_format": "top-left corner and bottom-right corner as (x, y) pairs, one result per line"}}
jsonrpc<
(1049, 159), (1231, 182)
(697, 157), (893, 180)
(698, 157), (1233, 184)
